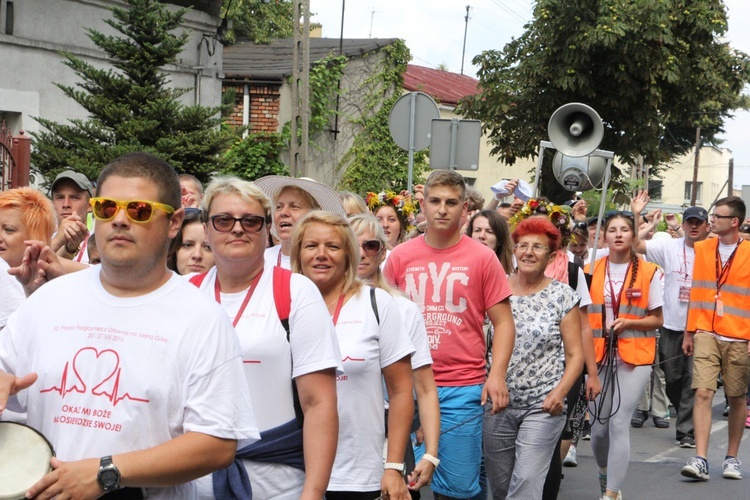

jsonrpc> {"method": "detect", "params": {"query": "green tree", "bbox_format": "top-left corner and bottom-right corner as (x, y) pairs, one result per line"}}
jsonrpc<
(337, 40), (429, 194)
(222, 132), (290, 180)
(222, 0), (299, 44)
(459, 0), (750, 201)
(32, 0), (235, 185)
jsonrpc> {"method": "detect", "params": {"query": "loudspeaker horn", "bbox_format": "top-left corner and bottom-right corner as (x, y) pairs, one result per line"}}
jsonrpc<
(548, 103), (604, 158)
(552, 152), (607, 192)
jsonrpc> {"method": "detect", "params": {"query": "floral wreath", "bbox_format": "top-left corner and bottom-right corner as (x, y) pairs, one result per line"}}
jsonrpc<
(365, 191), (418, 232)
(508, 198), (575, 247)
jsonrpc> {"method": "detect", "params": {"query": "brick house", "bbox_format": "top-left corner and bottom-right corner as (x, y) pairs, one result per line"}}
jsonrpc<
(222, 37), (399, 186)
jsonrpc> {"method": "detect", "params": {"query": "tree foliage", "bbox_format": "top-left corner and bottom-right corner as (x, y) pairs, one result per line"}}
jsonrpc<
(222, 0), (298, 44)
(337, 40), (429, 194)
(459, 0), (750, 200)
(222, 131), (290, 180)
(31, 0), (235, 185)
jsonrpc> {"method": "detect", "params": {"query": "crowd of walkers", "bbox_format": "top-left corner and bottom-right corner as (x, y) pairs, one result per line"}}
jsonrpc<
(1, 153), (749, 500)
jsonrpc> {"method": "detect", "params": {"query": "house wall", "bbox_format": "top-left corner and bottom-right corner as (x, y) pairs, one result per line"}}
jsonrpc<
(0, 0), (222, 137)
(647, 146), (733, 214)
(222, 82), (281, 133)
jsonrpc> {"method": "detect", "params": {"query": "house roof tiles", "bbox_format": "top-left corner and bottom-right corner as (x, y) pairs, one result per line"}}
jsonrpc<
(403, 64), (479, 106)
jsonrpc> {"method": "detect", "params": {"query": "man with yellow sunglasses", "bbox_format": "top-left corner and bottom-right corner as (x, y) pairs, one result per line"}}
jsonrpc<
(0, 152), (259, 499)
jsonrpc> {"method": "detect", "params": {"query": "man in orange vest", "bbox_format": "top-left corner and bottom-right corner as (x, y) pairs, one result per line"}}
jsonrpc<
(681, 196), (750, 482)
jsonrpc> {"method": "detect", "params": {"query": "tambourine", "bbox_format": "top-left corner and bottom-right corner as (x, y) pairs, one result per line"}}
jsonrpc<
(0, 422), (54, 500)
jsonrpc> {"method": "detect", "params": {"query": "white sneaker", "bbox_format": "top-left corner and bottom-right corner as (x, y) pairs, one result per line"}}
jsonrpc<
(563, 445), (577, 467)
(599, 492), (622, 500)
(681, 456), (709, 481)
(722, 457), (742, 479)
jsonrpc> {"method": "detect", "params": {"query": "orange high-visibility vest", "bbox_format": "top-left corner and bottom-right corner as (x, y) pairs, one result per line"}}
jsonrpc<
(585, 257), (659, 366)
(686, 238), (750, 340)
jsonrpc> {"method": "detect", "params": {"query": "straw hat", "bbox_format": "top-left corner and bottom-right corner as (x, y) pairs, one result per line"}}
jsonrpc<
(254, 176), (346, 216)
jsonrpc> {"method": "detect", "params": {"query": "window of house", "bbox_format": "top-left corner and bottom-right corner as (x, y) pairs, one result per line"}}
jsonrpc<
(1, 1), (14, 35)
(648, 180), (663, 201)
(684, 181), (703, 203)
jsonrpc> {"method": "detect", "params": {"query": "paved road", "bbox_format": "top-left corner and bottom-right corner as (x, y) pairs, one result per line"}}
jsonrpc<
(420, 389), (750, 499)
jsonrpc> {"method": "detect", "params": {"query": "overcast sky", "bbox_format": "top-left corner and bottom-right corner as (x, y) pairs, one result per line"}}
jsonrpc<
(311, 0), (750, 188)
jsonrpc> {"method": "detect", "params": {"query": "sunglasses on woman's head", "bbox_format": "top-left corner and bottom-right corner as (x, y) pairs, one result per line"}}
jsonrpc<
(604, 210), (634, 220)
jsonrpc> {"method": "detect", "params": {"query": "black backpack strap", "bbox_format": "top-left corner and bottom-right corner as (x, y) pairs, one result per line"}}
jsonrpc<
(370, 287), (380, 325)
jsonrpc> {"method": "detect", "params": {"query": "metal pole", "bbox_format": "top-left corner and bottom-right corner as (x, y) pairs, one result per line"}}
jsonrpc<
(588, 157), (613, 274)
(449, 118), (459, 169)
(461, 5), (470, 75)
(728, 157), (734, 197)
(407, 93), (416, 192)
(691, 126), (701, 205)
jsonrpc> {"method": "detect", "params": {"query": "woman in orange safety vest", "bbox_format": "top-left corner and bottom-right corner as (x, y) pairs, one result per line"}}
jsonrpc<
(584, 211), (663, 500)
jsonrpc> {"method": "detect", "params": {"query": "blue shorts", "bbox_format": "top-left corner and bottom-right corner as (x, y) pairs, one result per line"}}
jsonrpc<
(415, 384), (483, 498)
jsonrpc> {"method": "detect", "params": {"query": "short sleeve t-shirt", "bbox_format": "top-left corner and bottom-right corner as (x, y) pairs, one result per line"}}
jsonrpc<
(0, 268), (260, 500)
(384, 235), (512, 386)
(506, 280), (579, 408)
(328, 286), (415, 492)
(394, 295), (432, 370)
(192, 263), (342, 499)
(645, 237), (693, 330)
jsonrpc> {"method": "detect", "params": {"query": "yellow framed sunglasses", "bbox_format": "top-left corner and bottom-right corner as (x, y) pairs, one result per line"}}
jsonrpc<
(90, 197), (175, 223)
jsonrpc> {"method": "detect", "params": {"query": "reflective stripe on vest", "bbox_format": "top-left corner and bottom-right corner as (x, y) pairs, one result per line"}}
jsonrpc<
(687, 239), (750, 340)
(586, 257), (659, 366)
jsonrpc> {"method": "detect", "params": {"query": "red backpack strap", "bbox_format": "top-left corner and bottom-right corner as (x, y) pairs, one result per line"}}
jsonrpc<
(272, 266), (303, 427)
(273, 266), (293, 339)
(189, 271), (208, 288)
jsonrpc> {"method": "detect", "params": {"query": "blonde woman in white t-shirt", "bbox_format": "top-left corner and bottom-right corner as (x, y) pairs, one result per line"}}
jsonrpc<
(349, 214), (441, 495)
(193, 177), (341, 500)
(292, 210), (415, 500)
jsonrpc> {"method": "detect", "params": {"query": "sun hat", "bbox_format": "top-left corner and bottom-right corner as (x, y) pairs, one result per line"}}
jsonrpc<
(254, 176), (346, 216)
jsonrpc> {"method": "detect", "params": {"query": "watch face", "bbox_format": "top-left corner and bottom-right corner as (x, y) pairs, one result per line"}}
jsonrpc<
(101, 469), (118, 486)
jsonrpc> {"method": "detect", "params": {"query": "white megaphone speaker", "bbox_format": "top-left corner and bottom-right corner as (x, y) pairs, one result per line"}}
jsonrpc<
(548, 103), (604, 158)
(552, 152), (607, 192)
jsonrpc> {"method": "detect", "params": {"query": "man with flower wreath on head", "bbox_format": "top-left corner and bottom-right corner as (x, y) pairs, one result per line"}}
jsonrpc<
(384, 170), (515, 499)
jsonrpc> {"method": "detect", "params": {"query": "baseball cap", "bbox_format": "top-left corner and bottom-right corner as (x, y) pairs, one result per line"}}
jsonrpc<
(587, 216), (601, 227)
(683, 206), (708, 221)
(51, 170), (93, 197)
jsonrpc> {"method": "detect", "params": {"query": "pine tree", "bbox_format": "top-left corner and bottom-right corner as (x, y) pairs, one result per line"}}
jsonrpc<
(32, 0), (234, 184)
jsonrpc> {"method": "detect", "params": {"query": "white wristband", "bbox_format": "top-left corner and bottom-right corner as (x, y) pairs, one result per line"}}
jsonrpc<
(384, 462), (405, 472)
(422, 453), (440, 468)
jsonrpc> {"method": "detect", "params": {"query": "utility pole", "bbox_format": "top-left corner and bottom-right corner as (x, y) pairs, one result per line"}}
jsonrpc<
(369, 7), (375, 38)
(728, 157), (734, 197)
(690, 126), (701, 206)
(460, 5), (470, 75)
(291, 0), (310, 177)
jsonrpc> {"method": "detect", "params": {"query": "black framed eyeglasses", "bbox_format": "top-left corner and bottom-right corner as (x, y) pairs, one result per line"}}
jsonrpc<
(709, 213), (737, 220)
(605, 210), (634, 220)
(209, 214), (265, 233)
(360, 239), (383, 254)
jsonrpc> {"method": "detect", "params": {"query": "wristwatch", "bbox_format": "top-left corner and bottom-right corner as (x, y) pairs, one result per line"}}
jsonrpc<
(97, 456), (121, 492)
(384, 462), (406, 474)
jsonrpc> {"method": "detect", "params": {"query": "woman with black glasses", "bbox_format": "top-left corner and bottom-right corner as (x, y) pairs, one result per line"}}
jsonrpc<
(191, 176), (342, 500)
(585, 210), (663, 500)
